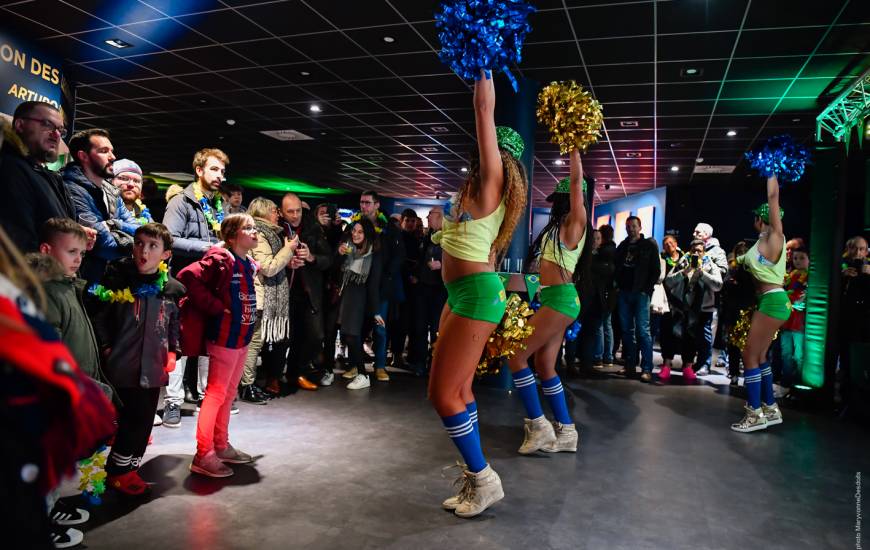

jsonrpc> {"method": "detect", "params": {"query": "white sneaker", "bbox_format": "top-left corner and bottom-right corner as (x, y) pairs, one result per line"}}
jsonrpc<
(730, 404), (768, 433)
(320, 372), (335, 386)
(453, 464), (504, 518)
(541, 421), (578, 453)
(518, 416), (557, 454)
(441, 461), (468, 510)
(773, 383), (788, 399)
(153, 413), (163, 426)
(762, 402), (783, 426)
(347, 374), (370, 390)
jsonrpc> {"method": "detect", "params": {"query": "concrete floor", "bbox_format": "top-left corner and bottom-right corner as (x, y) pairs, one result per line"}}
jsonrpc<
(72, 368), (866, 550)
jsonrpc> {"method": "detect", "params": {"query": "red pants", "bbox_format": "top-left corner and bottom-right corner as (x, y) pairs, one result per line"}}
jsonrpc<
(196, 342), (248, 456)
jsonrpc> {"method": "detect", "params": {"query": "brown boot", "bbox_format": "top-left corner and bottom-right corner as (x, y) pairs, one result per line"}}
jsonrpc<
(297, 376), (318, 391)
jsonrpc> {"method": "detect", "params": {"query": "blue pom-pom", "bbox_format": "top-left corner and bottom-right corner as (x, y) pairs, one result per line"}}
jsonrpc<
(564, 320), (580, 342)
(435, 0), (535, 91)
(744, 134), (810, 183)
(529, 299), (541, 311)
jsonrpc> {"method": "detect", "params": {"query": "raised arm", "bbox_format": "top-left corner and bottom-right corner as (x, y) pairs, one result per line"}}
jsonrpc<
(766, 175), (784, 252)
(473, 72), (503, 208)
(568, 149), (587, 229)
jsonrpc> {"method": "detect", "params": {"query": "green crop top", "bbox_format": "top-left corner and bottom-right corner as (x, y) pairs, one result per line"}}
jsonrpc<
(541, 229), (585, 274)
(738, 237), (786, 285)
(434, 199), (505, 263)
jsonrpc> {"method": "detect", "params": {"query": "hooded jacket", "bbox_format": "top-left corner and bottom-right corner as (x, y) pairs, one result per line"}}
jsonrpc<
(62, 164), (141, 282)
(176, 246), (259, 356)
(25, 253), (102, 381)
(0, 120), (75, 252)
(90, 257), (185, 389)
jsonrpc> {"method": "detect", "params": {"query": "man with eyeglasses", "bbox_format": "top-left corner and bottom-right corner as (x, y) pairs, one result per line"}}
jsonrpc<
(62, 128), (142, 284)
(0, 100), (95, 252)
(112, 159), (153, 223)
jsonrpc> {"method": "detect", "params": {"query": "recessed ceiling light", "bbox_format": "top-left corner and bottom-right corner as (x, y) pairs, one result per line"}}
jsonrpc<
(792, 118), (801, 123)
(383, 36), (395, 43)
(432, 126), (449, 133)
(320, 131), (327, 136)
(105, 38), (133, 49)
(696, 157), (704, 163)
(626, 152), (642, 158)
(680, 67), (703, 78)
(553, 159), (565, 166)
(309, 104), (321, 113)
(460, 167), (468, 173)
(226, 119), (235, 126)
(619, 120), (639, 128)
(669, 142), (682, 148)
(422, 146), (438, 152)
(670, 165), (679, 172)
(300, 71), (311, 76)
(199, 98), (208, 104)
(726, 130), (737, 137)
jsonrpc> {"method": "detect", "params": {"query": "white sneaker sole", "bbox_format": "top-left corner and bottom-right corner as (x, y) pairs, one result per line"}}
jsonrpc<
(765, 417), (783, 426)
(162, 420), (181, 428)
(453, 489), (504, 518)
(189, 463), (234, 478)
(730, 422), (768, 433)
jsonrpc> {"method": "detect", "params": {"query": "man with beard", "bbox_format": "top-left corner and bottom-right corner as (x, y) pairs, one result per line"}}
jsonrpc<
(64, 128), (141, 283)
(161, 148), (230, 427)
(112, 159), (152, 223)
(0, 101), (94, 253)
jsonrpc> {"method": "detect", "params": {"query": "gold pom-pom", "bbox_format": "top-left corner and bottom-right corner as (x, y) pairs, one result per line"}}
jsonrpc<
(477, 293), (536, 377)
(729, 308), (780, 351)
(537, 80), (604, 155)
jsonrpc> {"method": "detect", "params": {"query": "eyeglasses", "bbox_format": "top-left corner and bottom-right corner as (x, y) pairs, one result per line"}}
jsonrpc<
(115, 174), (142, 186)
(359, 200), (374, 205)
(19, 117), (67, 138)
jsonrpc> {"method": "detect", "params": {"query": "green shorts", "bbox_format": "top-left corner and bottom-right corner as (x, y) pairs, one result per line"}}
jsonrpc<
(757, 289), (792, 321)
(445, 272), (507, 324)
(540, 283), (581, 318)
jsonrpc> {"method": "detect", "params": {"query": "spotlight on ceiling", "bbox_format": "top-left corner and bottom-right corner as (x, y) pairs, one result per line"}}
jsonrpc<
(383, 36), (395, 43)
(309, 104), (321, 113)
(696, 157), (704, 164)
(460, 167), (468, 173)
(300, 71), (311, 76)
(670, 165), (680, 172)
(680, 67), (702, 78)
(105, 38), (133, 49)
(726, 130), (737, 137)
(553, 159), (565, 166)
(226, 119), (236, 126)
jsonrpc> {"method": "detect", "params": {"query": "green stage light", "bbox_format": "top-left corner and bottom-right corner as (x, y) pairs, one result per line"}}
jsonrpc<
(236, 177), (346, 196)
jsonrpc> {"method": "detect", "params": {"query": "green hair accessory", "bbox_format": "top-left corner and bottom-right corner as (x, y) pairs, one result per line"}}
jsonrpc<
(554, 177), (588, 194)
(496, 126), (524, 160)
(752, 203), (784, 224)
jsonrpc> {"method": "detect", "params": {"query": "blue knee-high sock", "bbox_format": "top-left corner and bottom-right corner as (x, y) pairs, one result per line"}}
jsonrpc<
(512, 367), (544, 419)
(442, 410), (487, 473)
(541, 375), (572, 425)
(759, 362), (775, 406)
(466, 401), (480, 441)
(744, 367), (762, 409)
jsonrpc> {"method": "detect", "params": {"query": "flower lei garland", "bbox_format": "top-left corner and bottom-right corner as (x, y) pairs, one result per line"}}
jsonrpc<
(350, 210), (388, 233)
(78, 446), (108, 505)
(194, 186), (224, 234)
(134, 199), (152, 225)
(89, 262), (169, 303)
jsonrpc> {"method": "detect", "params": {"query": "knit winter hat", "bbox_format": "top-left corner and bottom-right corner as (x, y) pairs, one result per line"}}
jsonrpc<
(113, 158), (142, 178)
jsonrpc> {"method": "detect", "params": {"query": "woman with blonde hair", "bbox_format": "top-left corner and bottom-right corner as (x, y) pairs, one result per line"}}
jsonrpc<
(429, 72), (528, 518)
(238, 198), (297, 403)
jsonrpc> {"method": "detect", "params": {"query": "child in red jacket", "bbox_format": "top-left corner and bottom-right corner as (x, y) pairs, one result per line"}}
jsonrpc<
(178, 214), (259, 477)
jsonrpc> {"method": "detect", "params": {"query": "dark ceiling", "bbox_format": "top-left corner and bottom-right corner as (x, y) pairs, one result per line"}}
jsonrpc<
(4, 0), (869, 205)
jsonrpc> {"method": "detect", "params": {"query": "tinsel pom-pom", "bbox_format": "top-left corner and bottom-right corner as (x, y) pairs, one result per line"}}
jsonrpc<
(537, 80), (604, 154)
(78, 446), (109, 505)
(729, 308), (779, 351)
(564, 320), (581, 342)
(435, 0), (536, 91)
(744, 134), (810, 182)
(477, 293), (536, 376)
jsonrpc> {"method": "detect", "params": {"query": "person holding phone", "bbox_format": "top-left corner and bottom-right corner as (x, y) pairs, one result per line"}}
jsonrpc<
(839, 235), (870, 415)
(664, 239), (723, 382)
